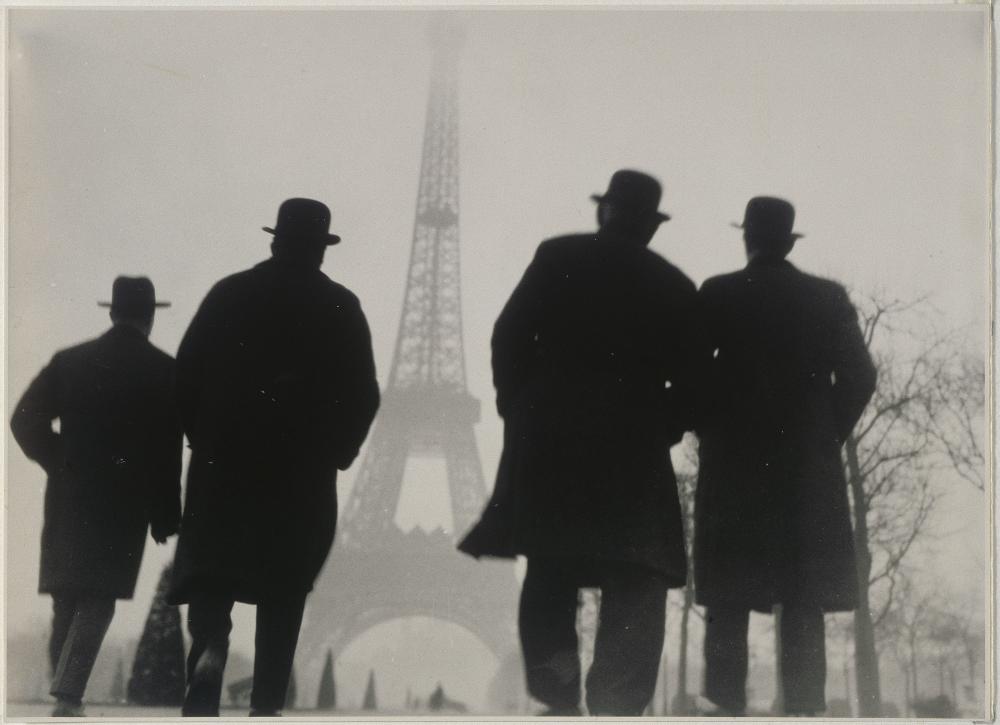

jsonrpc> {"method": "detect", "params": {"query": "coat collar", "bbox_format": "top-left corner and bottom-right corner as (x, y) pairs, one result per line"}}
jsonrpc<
(104, 323), (148, 342)
(746, 255), (796, 271)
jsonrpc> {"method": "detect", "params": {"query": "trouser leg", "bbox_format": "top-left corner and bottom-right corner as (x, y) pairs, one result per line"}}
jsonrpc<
(703, 606), (750, 715)
(50, 597), (116, 702)
(183, 594), (234, 717)
(49, 596), (76, 678)
(518, 558), (582, 712)
(585, 565), (667, 716)
(249, 593), (307, 714)
(781, 605), (826, 715)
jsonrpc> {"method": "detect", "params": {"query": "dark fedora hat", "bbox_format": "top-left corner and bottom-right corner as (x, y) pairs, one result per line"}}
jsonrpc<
(98, 276), (171, 317)
(263, 198), (341, 246)
(731, 196), (804, 240)
(591, 169), (671, 222)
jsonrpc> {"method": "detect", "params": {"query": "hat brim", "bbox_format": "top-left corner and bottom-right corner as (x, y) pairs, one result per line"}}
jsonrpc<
(730, 222), (804, 240)
(591, 194), (671, 222)
(263, 226), (341, 245)
(99, 302), (172, 308)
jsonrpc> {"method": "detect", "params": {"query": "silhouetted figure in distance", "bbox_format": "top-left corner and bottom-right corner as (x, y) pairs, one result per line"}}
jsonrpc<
(169, 198), (380, 716)
(694, 197), (877, 716)
(10, 276), (181, 717)
(460, 170), (700, 715)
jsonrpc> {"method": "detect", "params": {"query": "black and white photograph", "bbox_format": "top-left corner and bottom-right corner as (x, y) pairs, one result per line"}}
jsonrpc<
(4, 3), (991, 720)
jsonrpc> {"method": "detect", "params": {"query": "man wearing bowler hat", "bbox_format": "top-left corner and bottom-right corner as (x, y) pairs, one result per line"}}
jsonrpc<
(460, 170), (701, 715)
(694, 197), (876, 715)
(170, 198), (380, 716)
(10, 276), (182, 717)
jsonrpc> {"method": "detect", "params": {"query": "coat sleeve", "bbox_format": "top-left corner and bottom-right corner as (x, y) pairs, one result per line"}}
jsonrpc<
(491, 244), (552, 419)
(329, 297), (380, 471)
(149, 364), (183, 540)
(830, 287), (877, 442)
(10, 357), (64, 475)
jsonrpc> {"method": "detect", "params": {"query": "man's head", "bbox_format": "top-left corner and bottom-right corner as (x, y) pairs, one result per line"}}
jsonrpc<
(263, 198), (341, 268)
(733, 196), (804, 261)
(591, 170), (671, 246)
(98, 276), (170, 337)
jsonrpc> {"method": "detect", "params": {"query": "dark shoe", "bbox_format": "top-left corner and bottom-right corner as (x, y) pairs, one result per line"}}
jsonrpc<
(51, 697), (85, 717)
(249, 709), (281, 717)
(182, 646), (227, 717)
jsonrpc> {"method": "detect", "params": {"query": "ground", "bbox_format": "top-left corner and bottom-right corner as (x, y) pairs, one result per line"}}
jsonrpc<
(5, 702), (416, 719)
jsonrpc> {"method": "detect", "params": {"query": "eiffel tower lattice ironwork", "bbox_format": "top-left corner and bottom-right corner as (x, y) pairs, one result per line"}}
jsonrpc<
(295, 26), (519, 703)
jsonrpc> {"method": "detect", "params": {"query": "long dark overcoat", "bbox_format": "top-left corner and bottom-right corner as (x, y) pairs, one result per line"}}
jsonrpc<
(694, 257), (877, 612)
(10, 325), (182, 599)
(169, 257), (379, 605)
(459, 231), (700, 585)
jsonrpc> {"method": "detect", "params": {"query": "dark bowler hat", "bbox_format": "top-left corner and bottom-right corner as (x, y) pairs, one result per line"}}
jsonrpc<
(732, 196), (804, 240)
(98, 276), (171, 317)
(263, 198), (341, 245)
(591, 169), (671, 222)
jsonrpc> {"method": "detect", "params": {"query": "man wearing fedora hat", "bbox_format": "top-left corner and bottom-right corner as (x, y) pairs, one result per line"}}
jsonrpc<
(10, 276), (182, 717)
(169, 198), (379, 716)
(459, 170), (701, 715)
(693, 197), (877, 716)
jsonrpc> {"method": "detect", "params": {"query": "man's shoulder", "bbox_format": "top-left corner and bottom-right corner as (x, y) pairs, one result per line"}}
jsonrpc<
(700, 268), (745, 291)
(51, 334), (106, 365)
(701, 263), (850, 307)
(795, 268), (849, 297)
(316, 272), (361, 303)
(141, 340), (176, 367)
(641, 248), (695, 292)
(206, 267), (258, 296)
(536, 233), (596, 258)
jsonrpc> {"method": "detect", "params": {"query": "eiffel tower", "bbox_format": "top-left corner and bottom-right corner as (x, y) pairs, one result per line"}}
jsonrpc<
(295, 24), (519, 705)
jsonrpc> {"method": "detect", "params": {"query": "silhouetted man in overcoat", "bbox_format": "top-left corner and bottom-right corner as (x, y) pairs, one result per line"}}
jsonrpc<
(694, 197), (876, 716)
(169, 199), (379, 716)
(10, 276), (181, 717)
(460, 170), (700, 716)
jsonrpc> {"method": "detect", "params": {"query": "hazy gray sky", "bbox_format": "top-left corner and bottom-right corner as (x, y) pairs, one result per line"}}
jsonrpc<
(6, 6), (989, 711)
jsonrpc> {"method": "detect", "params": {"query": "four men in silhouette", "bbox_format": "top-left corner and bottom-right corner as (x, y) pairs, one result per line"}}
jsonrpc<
(168, 198), (380, 716)
(11, 276), (182, 717)
(461, 170), (701, 715)
(11, 186), (875, 718)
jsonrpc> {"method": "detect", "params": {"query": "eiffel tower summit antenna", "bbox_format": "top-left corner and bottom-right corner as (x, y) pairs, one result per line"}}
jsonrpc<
(294, 20), (519, 704)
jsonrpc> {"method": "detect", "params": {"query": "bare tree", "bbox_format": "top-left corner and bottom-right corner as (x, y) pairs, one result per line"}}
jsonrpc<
(843, 293), (984, 716)
(953, 606), (986, 709)
(879, 575), (934, 716)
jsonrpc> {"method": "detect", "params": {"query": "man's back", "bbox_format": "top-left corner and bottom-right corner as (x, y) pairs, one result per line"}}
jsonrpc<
(176, 257), (378, 473)
(50, 327), (177, 483)
(11, 324), (180, 598)
(699, 257), (874, 446)
(493, 231), (698, 433)
(171, 252), (379, 605)
(480, 227), (697, 578)
(694, 254), (876, 614)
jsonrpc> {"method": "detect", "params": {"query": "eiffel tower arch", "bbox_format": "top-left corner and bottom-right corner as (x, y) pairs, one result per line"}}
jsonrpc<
(295, 23), (519, 707)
